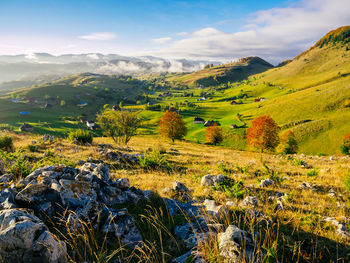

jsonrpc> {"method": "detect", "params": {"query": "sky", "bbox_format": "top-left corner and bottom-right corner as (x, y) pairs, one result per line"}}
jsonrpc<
(0, 0), (350, 63)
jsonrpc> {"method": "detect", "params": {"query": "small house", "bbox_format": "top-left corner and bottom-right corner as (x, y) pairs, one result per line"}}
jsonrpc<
(19, 123), (33, 132)
(204, 120), (220, 127)
(230, 100), (237, 105)
(44, 103), (53, 109)
(28, 97), (35, 103)
(86, 121), (95, 130)
(20, 111), (30, 116)
(193, 117), (205, 124)
(254, 98), (260, 102)
(112, 104), (121, 111)
(12, 98), (19, 103)
(77, 102), (88, 107)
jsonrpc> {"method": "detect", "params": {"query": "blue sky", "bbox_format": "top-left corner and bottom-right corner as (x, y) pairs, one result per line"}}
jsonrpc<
(1, 0), (350, 63)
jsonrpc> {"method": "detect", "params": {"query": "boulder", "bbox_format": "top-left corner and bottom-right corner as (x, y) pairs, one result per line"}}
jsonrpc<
(59, 179), (97, 208)
(218, 225), (259, 263)
(101, 208), (143, 248)
(203, 199), (228, 218)
(0, 188), (17, 209)
(15, 183), (61, 219)
(258, 179), (275, 187)
(0, 209), (67, 263)
(201, 174), (214, 186)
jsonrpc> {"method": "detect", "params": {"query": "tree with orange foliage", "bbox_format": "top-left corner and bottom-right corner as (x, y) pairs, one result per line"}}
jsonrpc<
(159, 110), (187, 142)
(205, 123), (223, 145)
(277, 130), (298, 154)
(246, 115), (279, 152)
(340, 133), (350, 155)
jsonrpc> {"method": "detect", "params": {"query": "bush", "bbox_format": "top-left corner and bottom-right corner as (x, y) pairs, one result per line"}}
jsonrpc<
(340, 133), (350, 155)
(27, 144), (38, 152)
(138, 149), (170, 170)
(0, 150), (30, 179)
(277, 130), (298, 154)
(0, 135), (13, 151)
(68, 129), (93, 145)
(306, 169), (319, 177)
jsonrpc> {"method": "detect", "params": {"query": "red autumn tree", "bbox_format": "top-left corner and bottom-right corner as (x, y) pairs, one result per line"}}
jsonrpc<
(159, 110), (187, 142)
(205, 123), (223, 145)
(246, 115), (279, 152)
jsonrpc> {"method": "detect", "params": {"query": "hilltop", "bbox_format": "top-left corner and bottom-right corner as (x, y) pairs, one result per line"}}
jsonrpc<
(167, 56), (273, 86)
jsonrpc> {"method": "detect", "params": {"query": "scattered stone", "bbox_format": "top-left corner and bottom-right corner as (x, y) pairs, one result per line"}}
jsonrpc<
(201, 174), (214, 186)
(200, 174), (229, 187)
(43, 134), (55, 144)
(240, 196), (259, 207)
(203, 199), (228, 217)
(275, 200), (284, 211)
(258, 179), (275, 187)
(218, 225), (262, 262)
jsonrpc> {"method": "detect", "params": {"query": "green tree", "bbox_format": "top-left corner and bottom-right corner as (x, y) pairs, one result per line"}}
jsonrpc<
(97, 109), (142, 145)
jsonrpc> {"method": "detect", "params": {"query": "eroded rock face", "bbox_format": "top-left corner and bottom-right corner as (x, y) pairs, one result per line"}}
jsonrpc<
(0, 162), (146, 260)
(0, 209), (67, 263)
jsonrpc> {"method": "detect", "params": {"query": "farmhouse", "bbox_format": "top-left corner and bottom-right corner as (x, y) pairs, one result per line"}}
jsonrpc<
(77, 102), (88, 107)
(86, 121), (95, 130)
(204, 120), (220, 127)
(193, 117), (205, 124)
(12, 98), (19, 103)
(28, 97), (35, 103)
(44, 103), (53, 109)
(112, 104), (121, 111)
(19, 111), (30, 116)
(19, 123), (33, 132)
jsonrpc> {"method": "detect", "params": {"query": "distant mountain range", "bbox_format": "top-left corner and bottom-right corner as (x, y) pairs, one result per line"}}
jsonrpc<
(0, 53), (219, 84)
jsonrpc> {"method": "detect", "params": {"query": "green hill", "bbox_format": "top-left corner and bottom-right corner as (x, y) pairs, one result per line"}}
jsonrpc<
(0, 73), (147, 134)
(137, 26), (350, 154)
(167, 56), (273, 86)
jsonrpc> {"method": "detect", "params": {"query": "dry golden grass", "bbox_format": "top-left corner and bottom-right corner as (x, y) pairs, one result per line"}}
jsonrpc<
(6, 132), (350, 262)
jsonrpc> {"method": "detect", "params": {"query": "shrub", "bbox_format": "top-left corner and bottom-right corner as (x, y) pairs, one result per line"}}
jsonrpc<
(27, 144), (38, 152)
(340, 133), (350, 155)
(68, 129), (93, 145)
(0, 150), (30, 179)
(277, 130), (298, 154)
(0, 135), (13, 151)
(307, 169), (319, 177)
(138, 149), (170, 170)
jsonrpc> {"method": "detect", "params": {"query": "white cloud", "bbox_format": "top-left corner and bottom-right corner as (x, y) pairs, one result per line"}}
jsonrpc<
(152, 37), (172, 44)
(157, 0), (350, 64)
(174, 32), (189, 36)
(79, 32), (116, 41)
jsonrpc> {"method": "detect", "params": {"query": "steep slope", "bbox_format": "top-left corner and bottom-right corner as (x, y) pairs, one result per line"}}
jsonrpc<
(168, 56), (273, 86)
(247, 26), (350, 153)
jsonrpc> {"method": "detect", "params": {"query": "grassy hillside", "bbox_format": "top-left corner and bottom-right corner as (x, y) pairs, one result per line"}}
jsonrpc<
(0, 73), (147, 135)
(167, 57), (273, 86)
(134, 27), (350, 155)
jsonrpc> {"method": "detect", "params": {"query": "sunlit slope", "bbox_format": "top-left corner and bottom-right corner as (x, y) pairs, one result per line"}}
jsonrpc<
(168, 57), (273, 86)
